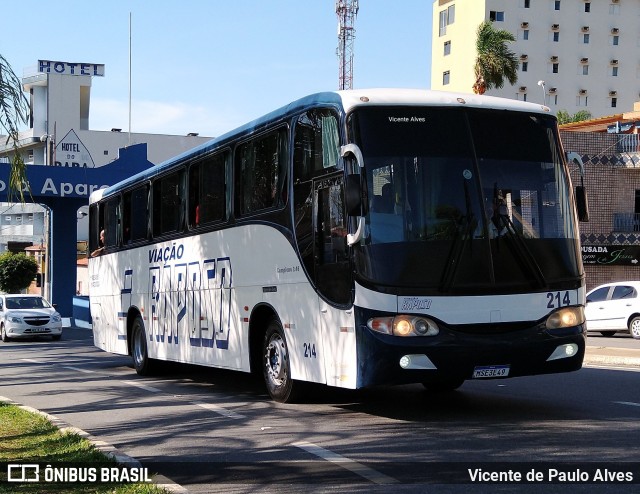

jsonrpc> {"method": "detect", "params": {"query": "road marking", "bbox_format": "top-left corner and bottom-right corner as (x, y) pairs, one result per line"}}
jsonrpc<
(293, 440), (398, 485)
(21, 358), (43, 364)
(615, 401), (640, 408)
(194, 402), (245, 419)
(122, 380), (163, 393)
(62, 366), (97, 374)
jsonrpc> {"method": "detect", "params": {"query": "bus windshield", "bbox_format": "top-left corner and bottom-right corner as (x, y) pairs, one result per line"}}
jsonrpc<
(348, 106), (582, 295)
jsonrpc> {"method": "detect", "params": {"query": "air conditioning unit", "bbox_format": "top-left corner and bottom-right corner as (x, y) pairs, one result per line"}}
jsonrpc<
(609, 91), (618, 97)
(579, 89), (588, 95)
(611, 28), (619, 34)
(581, 26), (590, 32)
(580, 57), (589, 64)
(519, 86), (527, 92)
(521, 22), (529, 28)
(548, 87), (557, 94)
(550, 56), (559, 62)
(610, 59), (619, 65)
(551, 24), (559, 30)
(520, 54), (528, 60)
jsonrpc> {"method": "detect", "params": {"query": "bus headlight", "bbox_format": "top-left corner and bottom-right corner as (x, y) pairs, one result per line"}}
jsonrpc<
(367, 315), (439, 337)
(545, 306), (585, 330)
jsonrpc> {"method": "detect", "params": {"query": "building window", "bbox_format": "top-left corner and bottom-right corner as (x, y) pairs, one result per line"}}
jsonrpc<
(552, 63), (559, 73)
(523, 29), (530, 40)
(582, 64), (589, 75)
(489, 11), (505, 22)
(522, 61), (528, 72)
(553, 31), (560, 42)
(524, 0), (530, 7)
(612, 35), (619, 46)
(444, 40), (451, 56)
(583, 33), (590, 44)
(439, 5), (455, 37)
(610, 3), (621, 15)
(611, 97), (617, 108)
(612, 66), (619, 77)
(554, 1), (561, 11)
(577, 95), (588, 107)
(443, 71), (450, 85)
(584, 2), (591, 12)
(4, 216), (10, 224)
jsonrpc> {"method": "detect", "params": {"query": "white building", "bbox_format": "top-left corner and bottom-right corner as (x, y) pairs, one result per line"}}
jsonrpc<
(0, 59), (212, 250)
(431, 0), (639, 118)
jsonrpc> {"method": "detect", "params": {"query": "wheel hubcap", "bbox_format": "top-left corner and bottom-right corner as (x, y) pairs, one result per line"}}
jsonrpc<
(265, 335), (286, 385)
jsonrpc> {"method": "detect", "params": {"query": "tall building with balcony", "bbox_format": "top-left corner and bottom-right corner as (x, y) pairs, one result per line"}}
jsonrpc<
(431, 0), (639, 118)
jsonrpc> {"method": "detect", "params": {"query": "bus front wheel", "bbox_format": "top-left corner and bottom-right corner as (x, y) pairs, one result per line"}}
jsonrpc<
(131, 315), (154, 375)
(262, 319), (301, 403)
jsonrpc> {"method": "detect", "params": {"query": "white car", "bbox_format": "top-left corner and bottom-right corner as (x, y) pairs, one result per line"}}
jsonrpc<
(0, 294), (63, 342)
(585, 281), (640, 339)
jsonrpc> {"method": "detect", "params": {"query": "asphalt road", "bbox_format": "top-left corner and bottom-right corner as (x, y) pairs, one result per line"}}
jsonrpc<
(1, 327), (639, 494)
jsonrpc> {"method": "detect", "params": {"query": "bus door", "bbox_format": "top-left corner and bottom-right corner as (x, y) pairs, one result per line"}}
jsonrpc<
(314, 176), (357, 388)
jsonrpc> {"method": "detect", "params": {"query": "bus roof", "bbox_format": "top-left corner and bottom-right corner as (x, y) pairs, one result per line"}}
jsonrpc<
(93, 88), (551, 203)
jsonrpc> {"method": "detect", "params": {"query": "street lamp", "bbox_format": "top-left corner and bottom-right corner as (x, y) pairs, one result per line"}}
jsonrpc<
(537, 80), (547, 106)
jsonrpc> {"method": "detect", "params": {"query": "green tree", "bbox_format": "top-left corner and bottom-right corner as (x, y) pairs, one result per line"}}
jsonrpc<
(0, 252), (38, 293)
(556, 110), (592, 125)
(0, 53), (30, 202)
(473, 21), (519, 95)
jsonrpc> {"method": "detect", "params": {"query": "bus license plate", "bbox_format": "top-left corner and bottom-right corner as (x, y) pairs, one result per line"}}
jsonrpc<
(473, 365), (510, 378)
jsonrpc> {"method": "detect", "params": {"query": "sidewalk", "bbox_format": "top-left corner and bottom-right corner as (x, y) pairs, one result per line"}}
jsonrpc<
(584, 345), (640, 368)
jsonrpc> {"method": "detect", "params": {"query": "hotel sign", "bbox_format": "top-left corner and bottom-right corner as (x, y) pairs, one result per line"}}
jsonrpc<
(38, 60), (105, 77)
(582, 245), (640, 266)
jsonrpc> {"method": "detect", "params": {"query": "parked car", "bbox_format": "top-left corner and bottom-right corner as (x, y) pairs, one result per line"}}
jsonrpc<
(0, 294), (63, 342)
(585, 281), (640, 339)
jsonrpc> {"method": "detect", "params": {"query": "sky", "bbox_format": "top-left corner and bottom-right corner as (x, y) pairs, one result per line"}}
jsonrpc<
(2, 0), (433, 138)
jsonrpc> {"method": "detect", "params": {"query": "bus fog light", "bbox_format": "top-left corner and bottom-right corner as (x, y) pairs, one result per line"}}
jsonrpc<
(399, 354), (437, 370)
(547, 343), (579, 361)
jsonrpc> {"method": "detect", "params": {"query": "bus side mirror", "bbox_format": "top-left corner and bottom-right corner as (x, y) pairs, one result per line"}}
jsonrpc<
(346, 174), (366, 217)
(576, 186), (589, 222)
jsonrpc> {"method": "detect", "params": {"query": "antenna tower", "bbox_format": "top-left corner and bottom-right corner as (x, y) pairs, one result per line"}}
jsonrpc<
(336, 0), (359, 90)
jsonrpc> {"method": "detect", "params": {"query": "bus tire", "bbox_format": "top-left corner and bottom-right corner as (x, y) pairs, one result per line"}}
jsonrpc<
(131, 315), (155, 375)
(422, 377), (465, 393)
(262, 318), (301, 403)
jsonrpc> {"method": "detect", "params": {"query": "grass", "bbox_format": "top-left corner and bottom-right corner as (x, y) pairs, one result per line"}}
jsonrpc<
(0, 401), (170, 493)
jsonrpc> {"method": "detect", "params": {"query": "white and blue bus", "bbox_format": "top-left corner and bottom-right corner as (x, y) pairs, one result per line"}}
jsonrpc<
(88, 89), (587, 402)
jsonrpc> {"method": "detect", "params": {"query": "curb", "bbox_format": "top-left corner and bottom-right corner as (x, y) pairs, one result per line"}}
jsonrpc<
(0, 396), (188, 493)
(584, 347), (640, 369)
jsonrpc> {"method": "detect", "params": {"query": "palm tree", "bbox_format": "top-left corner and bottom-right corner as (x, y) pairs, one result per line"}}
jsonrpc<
(0, 53), (30, 201)
(473, 21), (519, 95)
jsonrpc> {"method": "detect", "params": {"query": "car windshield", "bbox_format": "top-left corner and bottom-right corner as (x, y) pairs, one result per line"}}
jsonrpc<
(5, 297), (51, 310)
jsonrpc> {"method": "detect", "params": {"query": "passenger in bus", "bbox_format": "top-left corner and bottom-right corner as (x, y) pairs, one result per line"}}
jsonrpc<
(90, 229), (105, 257)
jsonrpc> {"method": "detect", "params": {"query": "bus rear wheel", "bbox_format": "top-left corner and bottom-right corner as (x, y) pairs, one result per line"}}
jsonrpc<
(262, 319), (301, 403)
(131, 315), (155, 375)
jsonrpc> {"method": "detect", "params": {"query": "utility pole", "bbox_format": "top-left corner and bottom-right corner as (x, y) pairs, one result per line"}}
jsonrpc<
(336, 0), (359, 90)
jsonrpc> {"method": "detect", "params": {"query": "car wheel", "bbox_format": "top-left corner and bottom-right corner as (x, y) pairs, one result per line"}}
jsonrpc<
(262, 318), (302, 403)
(1, 324), (9, 342)
(599, 331), (617, 337)
(629, 317), (640, 340)
(131, 315), (155, 375)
